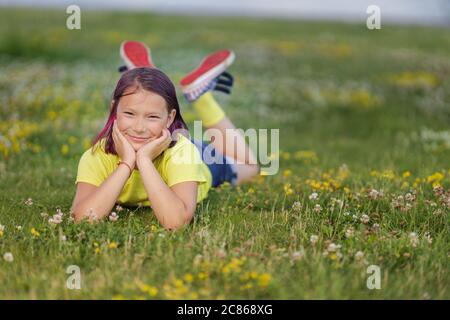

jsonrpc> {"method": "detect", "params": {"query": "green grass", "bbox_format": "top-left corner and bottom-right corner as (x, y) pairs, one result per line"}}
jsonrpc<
(0, 8), (449, 299)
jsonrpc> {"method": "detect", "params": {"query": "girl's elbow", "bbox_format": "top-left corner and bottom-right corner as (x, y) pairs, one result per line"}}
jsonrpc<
(162, 209), (194, 231)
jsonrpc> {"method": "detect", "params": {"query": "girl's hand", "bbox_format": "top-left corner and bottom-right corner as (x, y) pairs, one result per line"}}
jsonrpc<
(112, 120), (136, 169)
(136, 129), (172, 164)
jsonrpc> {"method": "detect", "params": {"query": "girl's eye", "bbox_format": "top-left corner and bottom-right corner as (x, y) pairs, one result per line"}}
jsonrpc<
(124, 112), (133, 116)
(148, 116), (159, 119)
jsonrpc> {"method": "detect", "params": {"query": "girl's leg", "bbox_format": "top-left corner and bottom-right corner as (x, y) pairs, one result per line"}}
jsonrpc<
(192, 92), (259, 185)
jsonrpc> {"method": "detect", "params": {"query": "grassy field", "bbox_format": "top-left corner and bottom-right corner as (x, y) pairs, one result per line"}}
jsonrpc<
(0, 8), (449, 299)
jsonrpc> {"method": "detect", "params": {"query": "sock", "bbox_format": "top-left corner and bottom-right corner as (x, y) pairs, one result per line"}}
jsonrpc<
(192, 92), (226, 127)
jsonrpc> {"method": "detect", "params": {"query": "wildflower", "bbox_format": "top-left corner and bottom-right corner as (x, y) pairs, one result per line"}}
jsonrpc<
(40, 212), (48, 218)
(355, 251), (364, 261)
(291, 201), (301, 212)
(284, 183), (294, 196)
(24, 198), (33, 206)
(426, 172), (444, 187)
(30, 228), (40, 237)
(409, 232), (419, 248)
(3, 252), (13, 262)
(313, 204), (322, 213)
(115, 204), (124, 212)
(183, 274), (194, 283)
(424, 232), (433, 245)
(87, 208), (98, 221)
(258, 273), (272, 288)
(109, 212), (119, 222)
(360, 214), (370, 224)
(108, 242), (118, 249)
(309, 192), (319, 201)
(405, 193), (415, 202)
(402, 171), (411, 178)
(327, 243), (340, 253)
(214, 248), (226, 259)
(48, 212), (63, 225)
(0, 224), (4, 237)
(283, 169), (292, 177)
(310, 235), (319, 245)
(368, 189), (383, 200)
(291, 249), (305, 261)
(15, 225), (22, 231)
(60, 235), (67, 242)
(345, 227), (354, 238)
(61, 144), (69, 155)
(372, 223), (380, 231)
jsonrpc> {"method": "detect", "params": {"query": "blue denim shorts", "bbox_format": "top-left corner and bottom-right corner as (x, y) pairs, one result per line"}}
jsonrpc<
(191, 139), (238, 188)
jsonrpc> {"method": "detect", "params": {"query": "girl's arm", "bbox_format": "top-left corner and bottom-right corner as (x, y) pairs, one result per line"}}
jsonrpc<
(71, 164), (131, 222)
(137, 156), (198, 230)
(72, 120), (136, 222)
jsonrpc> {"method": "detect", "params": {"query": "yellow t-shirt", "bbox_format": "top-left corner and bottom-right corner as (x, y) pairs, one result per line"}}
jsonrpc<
(75, 133), (212, 207)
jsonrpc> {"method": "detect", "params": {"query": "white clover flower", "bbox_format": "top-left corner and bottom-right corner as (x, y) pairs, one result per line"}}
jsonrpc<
(109, 212), (119, 222)
(368, 189), (379, 199)
(16, 225), (22, 231)
(360, 214), (370, 224)
(291, 201), (302, 212)
(424, 232), (433, 244)
(313, 204), (322, 213)
(345, 227), (354, 238)
(310, 234), (319, 245)
(0, 224), (4, 232)
(409, 232), (419, 247)
(355, 251), (364, 261)
(115, 205), (124, 212)
(24, 198), (33, 206)
(343, 211), (350, 216)
(309, 192), (319, 201)
(88, 208), (98, 221)
(60, 235), (67, 242)
(335, 199), (344, 208)
(327, 243), (338, 252)
(291, 250), (305, 261)
(372, 223), (380, 231)
(3, 252), (13, 262)
(48, 213), (63, 225)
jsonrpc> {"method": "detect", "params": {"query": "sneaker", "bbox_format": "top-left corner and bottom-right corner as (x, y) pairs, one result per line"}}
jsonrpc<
(180, 50), (235, 102)
(119, 40), (155, 70)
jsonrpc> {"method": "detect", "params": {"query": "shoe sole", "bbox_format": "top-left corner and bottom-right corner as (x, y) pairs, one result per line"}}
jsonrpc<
(120, 41), (154, 69)
(180, 50), (235, 92)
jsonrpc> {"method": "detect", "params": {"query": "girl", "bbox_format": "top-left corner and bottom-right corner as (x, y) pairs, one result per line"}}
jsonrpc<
(71, 41), (260, 230)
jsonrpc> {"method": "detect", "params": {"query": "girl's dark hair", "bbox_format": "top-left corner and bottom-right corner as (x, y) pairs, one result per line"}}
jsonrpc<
(92, 67), (188, 154)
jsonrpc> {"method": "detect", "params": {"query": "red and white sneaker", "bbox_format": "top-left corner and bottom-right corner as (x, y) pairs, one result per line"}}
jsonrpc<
(120, 40), (155, 70)
(180, 50), (235, 102)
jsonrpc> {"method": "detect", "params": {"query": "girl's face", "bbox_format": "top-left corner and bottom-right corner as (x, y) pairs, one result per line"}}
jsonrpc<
(115, 89), (176, 151)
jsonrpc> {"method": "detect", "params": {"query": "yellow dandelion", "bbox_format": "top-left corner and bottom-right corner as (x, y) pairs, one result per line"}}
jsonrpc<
(108, 242), (118, 249)
(30, 227), (40, 237)
(258, 273), (272, 288)
(61, 144), (69, 155)
(184, 273), (194, 283)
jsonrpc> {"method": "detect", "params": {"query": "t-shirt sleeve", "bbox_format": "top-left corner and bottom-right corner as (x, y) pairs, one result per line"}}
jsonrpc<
(164, 141), (208, 187)
(75, 148), (111, 187)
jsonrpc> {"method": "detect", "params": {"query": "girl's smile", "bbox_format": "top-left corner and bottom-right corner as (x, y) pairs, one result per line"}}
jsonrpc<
(116, 89), (175, 151)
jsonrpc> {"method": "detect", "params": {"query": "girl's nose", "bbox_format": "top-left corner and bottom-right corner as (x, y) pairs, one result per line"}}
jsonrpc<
(133, 118), (146, 133)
